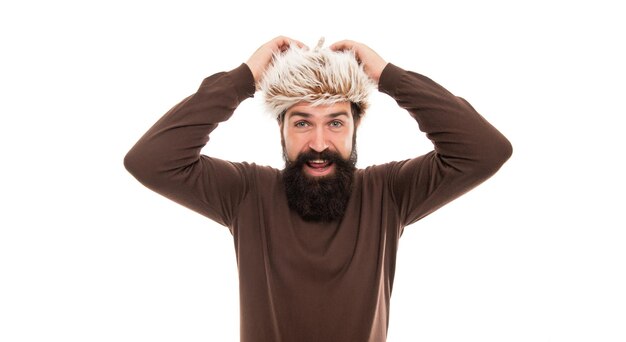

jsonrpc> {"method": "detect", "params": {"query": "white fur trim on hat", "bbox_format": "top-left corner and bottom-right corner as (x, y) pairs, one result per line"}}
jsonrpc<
(259, 38), (375, 118)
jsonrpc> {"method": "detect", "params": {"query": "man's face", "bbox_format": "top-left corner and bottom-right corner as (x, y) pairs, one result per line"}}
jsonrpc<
(281, 101), (356, 177)
(280, 101), (358, 222)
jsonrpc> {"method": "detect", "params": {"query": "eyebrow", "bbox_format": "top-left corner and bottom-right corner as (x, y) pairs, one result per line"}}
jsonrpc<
(288, 111), (350, 119)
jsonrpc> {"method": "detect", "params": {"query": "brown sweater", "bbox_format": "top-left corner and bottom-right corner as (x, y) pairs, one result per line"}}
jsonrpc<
(124, 63), (512, 342)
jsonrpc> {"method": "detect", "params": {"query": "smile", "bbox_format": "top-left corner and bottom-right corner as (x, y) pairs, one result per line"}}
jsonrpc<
(304, 159), (335, 176)
(307, 159), (330, 168)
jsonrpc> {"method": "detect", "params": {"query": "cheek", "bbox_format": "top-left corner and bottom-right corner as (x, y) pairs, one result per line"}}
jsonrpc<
(282, 130), (303, 161)
(343, 135), (353, 151)
(283, 141), (297, 161)
(338, 129), (355, 158)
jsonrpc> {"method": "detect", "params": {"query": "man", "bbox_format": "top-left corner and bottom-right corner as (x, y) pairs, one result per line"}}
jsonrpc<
(125, 36), (512, 342)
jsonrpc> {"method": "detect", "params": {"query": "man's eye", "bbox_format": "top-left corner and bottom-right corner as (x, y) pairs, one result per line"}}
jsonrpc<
(295, 121), (309, 128)
(329, 121), (343, 128)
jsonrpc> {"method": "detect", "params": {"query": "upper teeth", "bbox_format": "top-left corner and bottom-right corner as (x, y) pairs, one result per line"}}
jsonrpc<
(310, 160), (326, 164)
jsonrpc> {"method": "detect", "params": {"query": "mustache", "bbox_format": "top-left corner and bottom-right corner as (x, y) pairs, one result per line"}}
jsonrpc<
(289, 149), (348, 167)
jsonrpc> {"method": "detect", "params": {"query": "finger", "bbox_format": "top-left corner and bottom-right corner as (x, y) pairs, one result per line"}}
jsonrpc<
(290, 39), (307, 49)
(281, 40), (307, 52)
(271, 36), (292, 52)
(271, 36), (307, 52)
(329, 40), (356, 52)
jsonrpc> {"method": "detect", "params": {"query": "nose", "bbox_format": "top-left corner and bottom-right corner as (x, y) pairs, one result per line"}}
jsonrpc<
(308, 127), (329, 153)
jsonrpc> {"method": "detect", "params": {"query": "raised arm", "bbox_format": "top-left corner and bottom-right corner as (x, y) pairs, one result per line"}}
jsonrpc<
(380, 63), (512, 225)
(124, 37), (305, 226)
(332, 39), (512, 226)
(123, 64), (254, 226)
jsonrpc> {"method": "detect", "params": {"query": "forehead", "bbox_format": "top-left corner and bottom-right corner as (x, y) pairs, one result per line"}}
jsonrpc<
(285, 101), (352, 120)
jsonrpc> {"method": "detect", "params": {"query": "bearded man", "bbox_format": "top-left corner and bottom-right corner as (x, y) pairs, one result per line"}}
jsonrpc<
(125, 36), (512, 342)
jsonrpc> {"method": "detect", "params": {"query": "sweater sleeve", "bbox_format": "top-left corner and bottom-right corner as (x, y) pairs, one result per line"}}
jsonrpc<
(124, 64), (257, 227)
(377, 63), (513, 227)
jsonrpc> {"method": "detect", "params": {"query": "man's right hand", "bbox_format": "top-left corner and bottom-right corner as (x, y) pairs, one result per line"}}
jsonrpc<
(246, 36), (306, 88)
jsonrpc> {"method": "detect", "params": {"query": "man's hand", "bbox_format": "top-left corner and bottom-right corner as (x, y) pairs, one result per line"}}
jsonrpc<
(246, 36), (306, 88)
(329, 40), (388, 83)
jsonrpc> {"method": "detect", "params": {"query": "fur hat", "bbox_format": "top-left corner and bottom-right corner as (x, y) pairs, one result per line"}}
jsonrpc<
(259, 38), (375, 118)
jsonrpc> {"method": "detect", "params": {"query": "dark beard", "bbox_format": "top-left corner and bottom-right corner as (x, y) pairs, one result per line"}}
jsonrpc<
(282, 149), (356, 222)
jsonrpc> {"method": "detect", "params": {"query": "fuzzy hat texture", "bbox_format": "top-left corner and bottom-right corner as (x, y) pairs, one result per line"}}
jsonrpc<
(259, 38), (375, 118)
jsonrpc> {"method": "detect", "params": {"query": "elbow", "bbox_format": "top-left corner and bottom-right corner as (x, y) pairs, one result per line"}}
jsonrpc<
(494, 134), (513, 166)
(124, 148), (144, 180)
(123, 149), (139, 177)
(478, 134), (513, 176)
(124, 146), (159, 186)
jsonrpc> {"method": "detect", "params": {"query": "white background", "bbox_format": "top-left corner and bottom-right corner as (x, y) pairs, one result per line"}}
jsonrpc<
(1, 0), (624, 341)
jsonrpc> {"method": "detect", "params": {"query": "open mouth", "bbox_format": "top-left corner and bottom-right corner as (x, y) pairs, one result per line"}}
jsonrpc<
(305, 159), (334, 175)
(307, 159), (331, 169)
